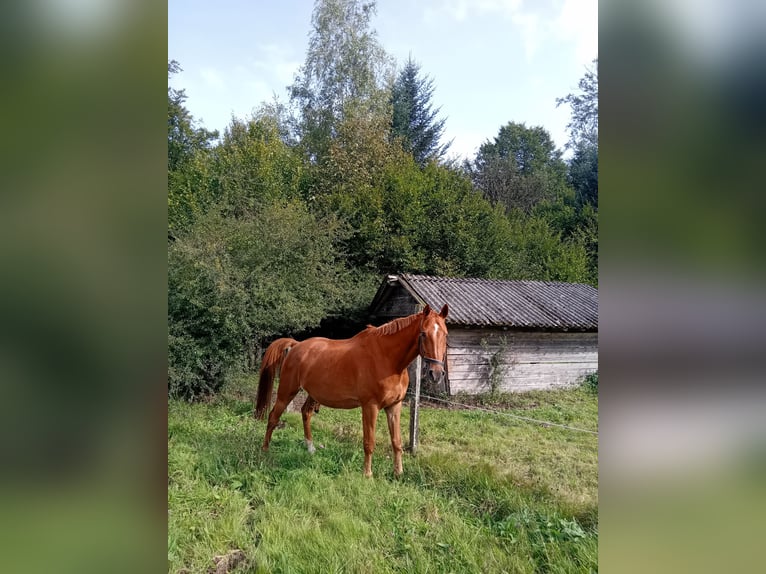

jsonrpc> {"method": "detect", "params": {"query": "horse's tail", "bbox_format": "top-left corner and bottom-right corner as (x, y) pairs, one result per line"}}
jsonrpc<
(254, 338), (298, 420)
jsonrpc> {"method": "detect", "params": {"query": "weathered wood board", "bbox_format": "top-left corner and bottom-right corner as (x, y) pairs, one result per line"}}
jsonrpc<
(446, 329), (598, 394)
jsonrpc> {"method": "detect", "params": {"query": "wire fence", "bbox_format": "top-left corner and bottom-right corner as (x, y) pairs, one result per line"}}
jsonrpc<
(415, 392), (599, 436)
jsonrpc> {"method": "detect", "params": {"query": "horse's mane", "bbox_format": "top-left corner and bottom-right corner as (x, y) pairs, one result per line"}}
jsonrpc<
(363, 313), (420, 337)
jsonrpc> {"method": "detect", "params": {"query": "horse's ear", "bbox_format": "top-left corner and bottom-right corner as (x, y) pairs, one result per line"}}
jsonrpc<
(422, 304), (431, 316)
(439, 303), (449, 318)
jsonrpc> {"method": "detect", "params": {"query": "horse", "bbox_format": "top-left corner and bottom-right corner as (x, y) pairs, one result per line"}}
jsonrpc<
(253, 337), (300, 420)
(256, 304), (449, 477)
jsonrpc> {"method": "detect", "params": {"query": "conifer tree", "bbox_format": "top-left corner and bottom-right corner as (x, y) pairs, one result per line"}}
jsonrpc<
(391, 56), (451, 165)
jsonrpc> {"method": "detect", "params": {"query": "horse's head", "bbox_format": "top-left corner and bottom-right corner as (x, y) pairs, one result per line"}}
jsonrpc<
(419, 303), (449, 383)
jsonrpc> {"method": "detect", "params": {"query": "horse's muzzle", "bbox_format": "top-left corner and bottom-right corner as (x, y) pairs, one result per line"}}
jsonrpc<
(426, 363), (445, 383)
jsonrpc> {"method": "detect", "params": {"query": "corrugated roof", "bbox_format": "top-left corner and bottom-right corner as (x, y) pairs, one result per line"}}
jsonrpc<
(374, 274), (598, 330)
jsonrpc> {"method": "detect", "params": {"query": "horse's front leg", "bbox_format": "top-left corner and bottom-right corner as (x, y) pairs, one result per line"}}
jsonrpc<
(361, 403), (380, 478)
(385, 401), (404, 477)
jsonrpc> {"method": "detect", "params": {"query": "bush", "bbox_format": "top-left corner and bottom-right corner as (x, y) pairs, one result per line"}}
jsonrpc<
(168, 202), (360, 399)
(583, 372), (598, 393)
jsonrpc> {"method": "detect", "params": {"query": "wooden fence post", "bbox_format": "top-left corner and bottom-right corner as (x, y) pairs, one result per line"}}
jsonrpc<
(409, 355), (422, 454)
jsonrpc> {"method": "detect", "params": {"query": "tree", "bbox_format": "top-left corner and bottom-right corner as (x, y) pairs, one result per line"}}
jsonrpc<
(531, 188), (598, 285)
(390, 56), (451, 165)
(209, 110), (304, 218)
(556, 59), (598, 150)
(288, 0), (394, 161)
(168, 201), (351, 398)
(313, 99), (402, 270)
(168, 60), (219, 234)
(557, 59), (598, 207)
(568, 142), (598, 207)
(468, 122), (568, 212)
(168, 60), (217, 172)
(504, 211), (591, 284)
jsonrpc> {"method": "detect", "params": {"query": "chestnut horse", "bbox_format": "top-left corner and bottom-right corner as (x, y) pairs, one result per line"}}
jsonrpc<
(256, 304), (449, 477)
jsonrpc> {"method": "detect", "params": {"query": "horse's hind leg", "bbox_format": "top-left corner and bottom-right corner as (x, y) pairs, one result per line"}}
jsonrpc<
(262, 386), (300, 451)
(301, 396), (321, 454)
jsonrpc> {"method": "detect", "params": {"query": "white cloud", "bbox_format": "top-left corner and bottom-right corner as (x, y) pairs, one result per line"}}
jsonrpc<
(430, 0), (524, 22)
(424, 0), (544, 61)
(200, 67), (226, 91)
(252, 43), (301, 85)
(443, 0), (469, 21)
(232, 65), (273, 107)
(512, 10), (541, 61)
(443, 0), (523, 20)
(553, 0), (598, 66)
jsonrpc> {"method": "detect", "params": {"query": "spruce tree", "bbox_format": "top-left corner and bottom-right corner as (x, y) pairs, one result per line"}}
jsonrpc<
(390, 56), (451, 165)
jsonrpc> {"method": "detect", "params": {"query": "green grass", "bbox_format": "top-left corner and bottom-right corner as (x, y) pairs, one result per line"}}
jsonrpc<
(168, 382), (598, 573)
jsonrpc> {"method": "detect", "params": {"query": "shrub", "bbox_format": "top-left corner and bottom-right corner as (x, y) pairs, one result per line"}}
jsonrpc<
(583, 372), (598, 393)
(168, 202), (361, 399)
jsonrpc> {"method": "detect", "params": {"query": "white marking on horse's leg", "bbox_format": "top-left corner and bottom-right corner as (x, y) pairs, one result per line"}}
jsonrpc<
(305, 439), (316, 454)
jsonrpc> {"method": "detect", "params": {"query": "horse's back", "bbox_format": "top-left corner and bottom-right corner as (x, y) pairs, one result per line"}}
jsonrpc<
(281, 335), (374, 409)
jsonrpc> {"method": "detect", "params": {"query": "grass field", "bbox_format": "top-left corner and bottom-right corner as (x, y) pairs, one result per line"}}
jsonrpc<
(168, 382), (598, 573)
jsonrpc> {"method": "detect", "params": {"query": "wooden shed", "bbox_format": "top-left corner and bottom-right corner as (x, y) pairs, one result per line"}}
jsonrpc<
(368, 274), (598, 394)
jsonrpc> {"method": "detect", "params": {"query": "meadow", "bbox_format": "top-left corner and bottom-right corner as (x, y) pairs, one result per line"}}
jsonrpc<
(168, 382), (598, 573)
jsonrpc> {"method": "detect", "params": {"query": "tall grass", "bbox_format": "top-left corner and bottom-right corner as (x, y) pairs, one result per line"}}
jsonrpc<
(168, 383), (597, 573)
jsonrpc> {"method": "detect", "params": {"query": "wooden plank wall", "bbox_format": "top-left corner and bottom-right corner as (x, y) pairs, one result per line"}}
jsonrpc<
(375, 288), (420, 321)
(446, 328), (598, 394)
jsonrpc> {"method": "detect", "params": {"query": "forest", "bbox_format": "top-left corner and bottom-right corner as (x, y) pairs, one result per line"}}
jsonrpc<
(168, 0), (598, 399)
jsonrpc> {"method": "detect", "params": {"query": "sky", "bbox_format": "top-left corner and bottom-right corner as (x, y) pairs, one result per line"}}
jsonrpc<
(168, 0), (597, 162)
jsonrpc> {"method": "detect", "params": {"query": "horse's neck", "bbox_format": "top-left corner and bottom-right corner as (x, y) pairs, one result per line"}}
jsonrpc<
(377, 319), (420, 372)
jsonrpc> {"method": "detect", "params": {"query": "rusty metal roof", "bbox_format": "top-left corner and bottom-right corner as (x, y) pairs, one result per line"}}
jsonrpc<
(372, 274), (598, 330)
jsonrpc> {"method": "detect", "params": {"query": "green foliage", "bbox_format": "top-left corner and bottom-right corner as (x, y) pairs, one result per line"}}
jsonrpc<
(505, 209), (592, 284)
(210, 113), (305, 217)
(168, 60), (219, 234)
(289, 0), (394, 160)
(556, 58), (598, 150)
(319, 150), (520, 278)
(558, 59), (598, 208)
(168, 60), (218, 172)
(479, 336), (510, 395)
(403, 163), (517, 278)
(569, 140), (599, 207)
(468, 122), (569, 213)
(310, 99), (398, 269)
(583, 372), (598, 393)
(168, 202), (353, 399)
(391, 56), (451, 165)
(316, 142), (592, 283)
(168, 147), (217, 235)
(531, 189), (599, 285)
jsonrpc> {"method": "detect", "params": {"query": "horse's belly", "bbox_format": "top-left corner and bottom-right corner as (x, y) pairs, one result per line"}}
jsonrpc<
(297, 365), (407, 410)
(301, 382), (360, 409)
(314, 396), (361, 409)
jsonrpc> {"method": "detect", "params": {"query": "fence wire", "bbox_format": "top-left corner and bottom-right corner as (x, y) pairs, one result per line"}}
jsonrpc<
(416, 393), (599, 436)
